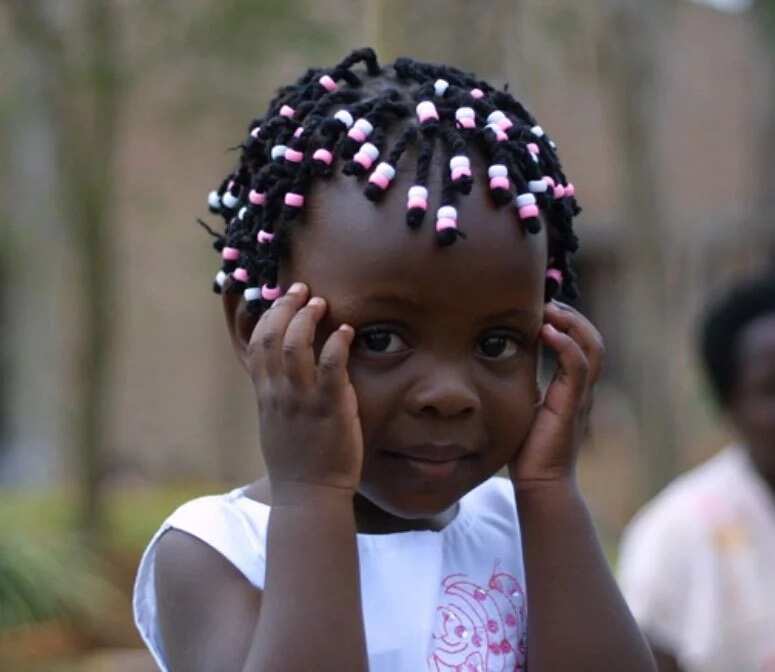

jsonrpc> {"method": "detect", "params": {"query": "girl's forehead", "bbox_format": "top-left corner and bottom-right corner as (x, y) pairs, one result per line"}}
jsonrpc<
(283, 161), (547, 311)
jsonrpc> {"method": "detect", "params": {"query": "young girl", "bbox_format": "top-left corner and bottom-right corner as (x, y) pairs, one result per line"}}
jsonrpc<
(134, 48), (655, 672)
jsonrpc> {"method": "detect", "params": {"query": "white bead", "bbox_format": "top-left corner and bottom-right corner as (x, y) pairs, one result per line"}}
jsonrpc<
(408, 185), (428, 199)
(531, 125), (545, 137)
(488, 164), (508, 178)
(271, 144), (287, 160)
(485, 123), (503, 135)
(549, 140), (557, 149)
(455, 106), (475, 120)
(215, 271), (227, 287)
(207, 190), (221, 209)
(334, 110), (354, 128)
(244, 287), (262, 302)
(238, 206), (247, 220)
(531, 152), (539, 164)
(437, 205), (457, 220)
(516, 193), (537, 207)
(360, 142), (379, 160)
(416, 101), (437, 117)
(487, 110), (506, 124)
(353, 118), (373, 135)
(222, 191), (239, 208)
(449, 155), (470, 169)
(375, 162), (395, 180)
(434, 79), (449, 97)
(529, 179), (548, 193)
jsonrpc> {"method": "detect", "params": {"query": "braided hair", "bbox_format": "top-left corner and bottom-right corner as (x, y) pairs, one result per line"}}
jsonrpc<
(201, 48), (581, 315)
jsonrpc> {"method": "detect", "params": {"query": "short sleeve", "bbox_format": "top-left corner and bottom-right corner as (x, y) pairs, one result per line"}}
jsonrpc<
(617, 501), (699, 663)
(133, 493), (269, 671)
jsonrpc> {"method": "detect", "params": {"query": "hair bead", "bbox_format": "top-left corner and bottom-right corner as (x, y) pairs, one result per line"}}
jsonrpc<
(515, 193), (537, 208)
(318, 74), (338, 92)
(284, 148), (304, 163)
(222, 246), (240, 261)
(455, 107), (476, 129)
(312, 148), (334, 165)
(566, 183), (576, 197)
(531, 125), (545, 138)
(529, 179), (549, 193)
(279, 105), (295, 118)
(416, 100), (439, 124)
(347, 118), (374, 143)
(434, 79), (449, 97)
(449, 155), (472, 182)
(249, 190), (266, 205)
(244, 286), (262, 302)
(261, 284), (281, 301)
(232, 267), (249, 283)
(485, 123), (508, 142)
(470, 88), (484, 99)
(221, 189), (240, 209)
(214, 270), (227, 289)
(553, 184), (566, 199)
(257, 230), (275, 244)
(271, 144), (287, 160)
(352, 142), (379, 171)
(545, 268), (563, 298)
(284, 192), (304, 208)
(334, 109), (354, 128)
(207, 190), (221, 212)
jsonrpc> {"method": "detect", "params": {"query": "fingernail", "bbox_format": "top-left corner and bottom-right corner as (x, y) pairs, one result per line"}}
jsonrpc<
(288, 282), (305, 294)
(308, 297), (325, 307)
(338, 324), (353, 333)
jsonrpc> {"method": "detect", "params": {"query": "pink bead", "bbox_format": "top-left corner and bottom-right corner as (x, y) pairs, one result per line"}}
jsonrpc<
(519, 204), (540, 220)
(566, 183), (576, 197)
(407, 197), (427, 210)
(543, 176), (556, 187)
(436, 217), (457, 231)
(312, 148), (333, 165)
(353, 153), (373, 170)
(222, 247), (240, 261)
(284, 148), (304, 163)
(470, 88), (484, 99)
(416, 101), (439, 123)
(233, 268), (249, 283)
(279, 105), (294, 118)
(527, 143), (540, 154)
(497, 117), (513, 131)
(284, 192), (304, 207)
(369, 172), (390, 190)
(546, 268), (563, 285)
(457, 117), (476, 129)
(293, 127), (304, 138)
(250, 126), (261, 138)
(490, 126), (508, 142)
(347, 127), (367, 143)
(257, 230), (274, 244)
(452, 167), (472, 181)
(489, 176), (510, 191)
(261, 285), (281, 301)
(553, 184), (566, 199)
(318, 74), (337, 92)
(248, 190), (265, 205)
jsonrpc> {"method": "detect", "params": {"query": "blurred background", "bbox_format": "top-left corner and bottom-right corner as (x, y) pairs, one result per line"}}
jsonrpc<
(1, 0), (774, 669)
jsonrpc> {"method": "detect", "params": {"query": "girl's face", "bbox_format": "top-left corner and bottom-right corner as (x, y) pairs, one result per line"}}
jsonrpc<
(281, 153), (547, 531)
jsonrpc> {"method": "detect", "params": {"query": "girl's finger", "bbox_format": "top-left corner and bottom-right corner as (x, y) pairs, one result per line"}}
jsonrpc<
(249, 282), (309, 378)
(317, 324), (355, 400)
(540, 322), (590, 420)
(544, 302), (605, 386)
(282, 297), (327, 387)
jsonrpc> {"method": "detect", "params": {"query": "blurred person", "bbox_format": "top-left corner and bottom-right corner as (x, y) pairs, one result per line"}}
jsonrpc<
(133, 49), (655, 672)
(619, 271), (775, 672)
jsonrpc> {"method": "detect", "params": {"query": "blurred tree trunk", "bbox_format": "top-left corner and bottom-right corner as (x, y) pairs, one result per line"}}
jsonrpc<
(601, 0), (681, 495)
(365, 0), (518, 82)
(8, 0), (122, 546)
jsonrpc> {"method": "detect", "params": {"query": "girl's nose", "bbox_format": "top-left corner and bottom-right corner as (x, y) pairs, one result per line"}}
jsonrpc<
(406, 363), (480, 418)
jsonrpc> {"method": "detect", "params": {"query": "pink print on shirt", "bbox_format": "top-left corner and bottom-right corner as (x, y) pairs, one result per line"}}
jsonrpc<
(427, 564), (527, 672)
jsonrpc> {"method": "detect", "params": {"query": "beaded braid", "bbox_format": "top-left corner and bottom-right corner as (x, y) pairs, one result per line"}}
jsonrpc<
(202, 48), (582, 316)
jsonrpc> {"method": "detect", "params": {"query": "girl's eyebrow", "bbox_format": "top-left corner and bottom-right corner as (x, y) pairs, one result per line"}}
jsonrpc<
(484, 308), (540, 323)
(337, 292), (426, 314)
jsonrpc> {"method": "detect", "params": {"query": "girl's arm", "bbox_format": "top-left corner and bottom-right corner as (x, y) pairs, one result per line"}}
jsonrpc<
(157, 283), (369, 672)
(511, 302), (656, 672)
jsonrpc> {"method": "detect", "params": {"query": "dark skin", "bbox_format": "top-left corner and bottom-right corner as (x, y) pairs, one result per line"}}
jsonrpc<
(154, 150), (656, 671)
(651, 312), (775, 672)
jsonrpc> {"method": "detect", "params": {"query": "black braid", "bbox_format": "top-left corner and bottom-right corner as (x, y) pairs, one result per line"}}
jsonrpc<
(203, 49), (582, 313)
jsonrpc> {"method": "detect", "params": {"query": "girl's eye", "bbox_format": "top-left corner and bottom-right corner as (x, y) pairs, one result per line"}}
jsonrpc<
(355, 330), (408, 354)
(477, 334), (519, 360)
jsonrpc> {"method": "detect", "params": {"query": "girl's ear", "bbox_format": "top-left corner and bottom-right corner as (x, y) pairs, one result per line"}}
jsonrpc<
(222, 287), (259, 372)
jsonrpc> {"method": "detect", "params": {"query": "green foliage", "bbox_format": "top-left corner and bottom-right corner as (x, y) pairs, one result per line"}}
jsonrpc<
(0, 538), (117, 630)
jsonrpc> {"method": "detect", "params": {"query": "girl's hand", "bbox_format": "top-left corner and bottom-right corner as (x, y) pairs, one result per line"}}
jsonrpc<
(247, 282), (363, 502)
(508, 301), (604, 491)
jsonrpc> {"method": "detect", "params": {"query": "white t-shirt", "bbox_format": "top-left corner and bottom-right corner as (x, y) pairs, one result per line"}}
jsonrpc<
(134, 477), (527, 672)
(618, 446), (775, 672)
